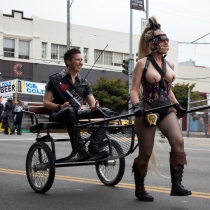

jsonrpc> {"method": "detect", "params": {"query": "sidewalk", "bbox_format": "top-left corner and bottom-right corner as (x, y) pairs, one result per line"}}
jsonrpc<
(156, 130), (210, 146)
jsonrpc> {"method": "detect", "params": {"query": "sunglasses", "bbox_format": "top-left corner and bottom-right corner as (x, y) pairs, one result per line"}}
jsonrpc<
(155, 35), (169, 42)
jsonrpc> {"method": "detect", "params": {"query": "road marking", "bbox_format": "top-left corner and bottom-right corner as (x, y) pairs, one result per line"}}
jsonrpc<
(0, 168), (209, 199)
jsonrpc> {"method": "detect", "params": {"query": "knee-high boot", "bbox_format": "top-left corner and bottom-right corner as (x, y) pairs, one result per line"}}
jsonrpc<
(170, 152), (192, 196)
(132, 158), (154, 201)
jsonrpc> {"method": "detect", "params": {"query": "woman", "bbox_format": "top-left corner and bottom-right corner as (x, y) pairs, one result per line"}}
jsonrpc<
(13, 99), (24, 135)
(2, 98), (15, 135)
(130, 16), (191, 202)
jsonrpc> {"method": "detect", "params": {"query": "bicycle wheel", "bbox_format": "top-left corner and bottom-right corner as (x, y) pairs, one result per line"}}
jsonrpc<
(95, 139), (125, 186)
(26, 142), (55, 193)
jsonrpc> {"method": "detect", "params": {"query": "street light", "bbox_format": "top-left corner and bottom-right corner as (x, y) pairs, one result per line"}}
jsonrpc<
(67, 0), (76, 50)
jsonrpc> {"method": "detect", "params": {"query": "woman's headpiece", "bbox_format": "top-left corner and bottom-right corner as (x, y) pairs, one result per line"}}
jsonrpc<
(149, 18), (161, 31)
(148, 18), (161, 43)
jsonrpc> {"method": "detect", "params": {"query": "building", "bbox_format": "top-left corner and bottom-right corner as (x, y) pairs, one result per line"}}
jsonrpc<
(0, 9), (178, 102)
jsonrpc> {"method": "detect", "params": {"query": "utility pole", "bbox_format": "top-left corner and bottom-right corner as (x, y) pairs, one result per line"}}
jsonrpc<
(145, 0), (149, 19)
(67, 0), (70, 50)
(129, 9), (133, 93)
(67, 0), (75, 50)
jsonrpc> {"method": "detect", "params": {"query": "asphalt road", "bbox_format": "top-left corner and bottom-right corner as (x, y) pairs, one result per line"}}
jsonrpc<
(0, 132), (210, 210)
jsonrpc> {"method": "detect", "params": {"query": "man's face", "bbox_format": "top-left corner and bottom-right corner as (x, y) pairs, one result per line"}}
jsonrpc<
(67, 53), (83, 73)
(0, 97), (2, 103)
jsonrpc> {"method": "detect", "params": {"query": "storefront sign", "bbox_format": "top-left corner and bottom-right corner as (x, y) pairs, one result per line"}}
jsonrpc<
(0, 80), (45, 96)
(13, 63), (23, 76)
(0, 80), (16, 94)
(18, 80), (45, 95)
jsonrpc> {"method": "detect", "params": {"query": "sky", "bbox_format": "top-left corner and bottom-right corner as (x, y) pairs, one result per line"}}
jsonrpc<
(1, 0), (210, 67)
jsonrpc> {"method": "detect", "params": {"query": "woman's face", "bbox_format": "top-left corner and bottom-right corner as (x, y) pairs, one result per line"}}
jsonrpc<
(153, 30), (169, 53)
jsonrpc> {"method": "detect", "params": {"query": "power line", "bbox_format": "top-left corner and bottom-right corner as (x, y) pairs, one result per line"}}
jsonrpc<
(151, 0), (210, 20)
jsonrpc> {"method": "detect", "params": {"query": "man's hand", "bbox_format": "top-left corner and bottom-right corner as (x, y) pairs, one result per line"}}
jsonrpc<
(133, 103), (144, 117)
(90, 100), (99, 111)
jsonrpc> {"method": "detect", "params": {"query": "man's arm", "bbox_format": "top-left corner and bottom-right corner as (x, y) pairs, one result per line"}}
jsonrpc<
(86, 94), (98, 111)
(43, 90), (59, 110)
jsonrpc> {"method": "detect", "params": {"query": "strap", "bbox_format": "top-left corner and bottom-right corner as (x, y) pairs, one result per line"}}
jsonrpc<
(142, 57), (151, 77)
(51, 73), (85, 111)
(148, 54), (166, 78)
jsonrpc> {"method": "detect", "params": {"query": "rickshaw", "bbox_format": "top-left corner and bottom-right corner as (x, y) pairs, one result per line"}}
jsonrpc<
(24, 103), (208, 193)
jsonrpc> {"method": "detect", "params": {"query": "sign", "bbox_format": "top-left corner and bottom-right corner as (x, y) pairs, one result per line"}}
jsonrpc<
(0, 80), (16, 95)
(130, 0), (144, 11)
(13, 63), (23, 76)
(141, 18), (147, 33)
(18, 80), (45, 95)
(55, 78), (84, 111)
(0, 80), (46, 96)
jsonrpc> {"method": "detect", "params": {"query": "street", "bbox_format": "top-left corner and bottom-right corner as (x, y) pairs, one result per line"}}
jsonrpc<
(0, 133), (210, 210)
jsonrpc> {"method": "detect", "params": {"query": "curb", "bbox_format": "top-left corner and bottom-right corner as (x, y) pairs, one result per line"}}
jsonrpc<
(156, 137), (210, 146)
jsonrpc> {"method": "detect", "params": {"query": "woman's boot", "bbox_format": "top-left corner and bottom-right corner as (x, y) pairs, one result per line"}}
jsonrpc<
(170, 152), (192, 196)
(132, 158), (154, 201)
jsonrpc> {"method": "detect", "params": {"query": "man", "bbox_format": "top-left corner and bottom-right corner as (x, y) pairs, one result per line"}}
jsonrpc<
(43, 48), (110, 161)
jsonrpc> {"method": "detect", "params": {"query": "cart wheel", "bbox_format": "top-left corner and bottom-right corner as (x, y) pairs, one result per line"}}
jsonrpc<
(95, 139), (125, 186)
(26, 142), (55, 193)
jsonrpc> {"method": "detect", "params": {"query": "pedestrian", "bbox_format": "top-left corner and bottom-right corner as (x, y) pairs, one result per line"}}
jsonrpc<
(2, 97), (15, 135)
(13, 99), (24, 135)
(0, 96), (4, 133)
(130, 16), (191, 201)
(201, 109), (209, 137)
(43, 48), (111, 161)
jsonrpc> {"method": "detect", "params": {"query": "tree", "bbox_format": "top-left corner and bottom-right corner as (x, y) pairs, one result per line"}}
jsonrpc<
(172, 83), (205, 109)
(91, 77), (129, 113)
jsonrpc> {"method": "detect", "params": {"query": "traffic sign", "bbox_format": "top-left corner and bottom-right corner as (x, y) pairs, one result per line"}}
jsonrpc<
(141, 18), (147, 33)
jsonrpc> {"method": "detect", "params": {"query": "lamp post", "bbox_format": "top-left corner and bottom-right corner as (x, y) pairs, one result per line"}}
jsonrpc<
(67, 0), (75, 50)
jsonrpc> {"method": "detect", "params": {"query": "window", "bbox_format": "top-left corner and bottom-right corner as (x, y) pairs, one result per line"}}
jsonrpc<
(94, 50), (131, 66)
(70, 46), (80, 50)
(59, 45), (67, 60)
(95, 50), (103, 64)
(51, 44), (58, 59)
(113, 52), (123, 66)
(19, 40), (30, 59)
(42, 42), (47, 59)
(3, 38), (15, 58)
(51, 44), (67, 60)
(104, 51), (112, 65)
(84, 48), (88, 63)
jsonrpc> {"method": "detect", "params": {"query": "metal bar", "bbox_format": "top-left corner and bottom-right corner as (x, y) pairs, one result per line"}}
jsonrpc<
(190, 99), (210, 104)
(76, 103), (176, 128)
(186, 105), (210, 114)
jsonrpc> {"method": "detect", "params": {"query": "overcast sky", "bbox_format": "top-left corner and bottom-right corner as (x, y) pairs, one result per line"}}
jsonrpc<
(1, 0), (210, 67)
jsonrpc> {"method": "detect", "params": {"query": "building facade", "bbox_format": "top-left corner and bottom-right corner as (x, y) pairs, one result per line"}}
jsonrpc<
(0, 9), (178, 102)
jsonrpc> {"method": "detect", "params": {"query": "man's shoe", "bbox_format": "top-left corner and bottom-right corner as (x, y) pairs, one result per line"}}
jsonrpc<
(17, 132), (22, 135)
(77, 150), (91, 161)
(88, 151), (110, 161)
